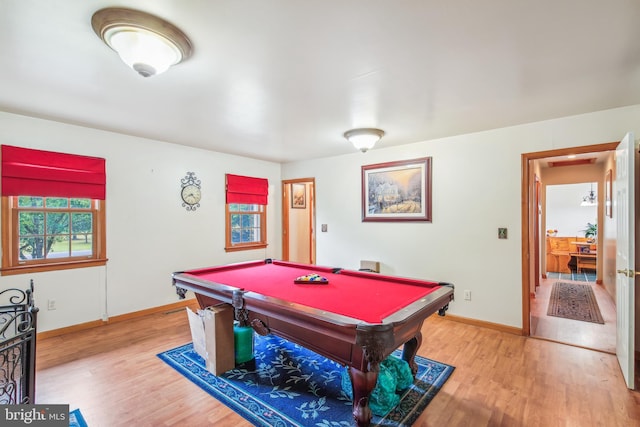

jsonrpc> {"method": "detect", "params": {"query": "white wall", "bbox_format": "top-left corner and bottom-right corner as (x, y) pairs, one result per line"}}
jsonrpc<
(3, 104), (639, 332)
(282, 104), (640, 328)
(0, 111), (282, 332)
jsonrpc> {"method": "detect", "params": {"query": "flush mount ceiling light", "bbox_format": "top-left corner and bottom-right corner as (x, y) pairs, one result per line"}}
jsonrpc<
(343, 128), (385, 153)
(91, 7), (193, 77)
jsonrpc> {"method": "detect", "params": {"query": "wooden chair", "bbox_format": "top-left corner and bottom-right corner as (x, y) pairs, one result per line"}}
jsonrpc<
(547, 237), (571, 273)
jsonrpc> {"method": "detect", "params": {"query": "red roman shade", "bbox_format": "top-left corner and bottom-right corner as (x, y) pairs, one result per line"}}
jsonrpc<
(1, 145), (106, 200)
(226, 174), (269, 205)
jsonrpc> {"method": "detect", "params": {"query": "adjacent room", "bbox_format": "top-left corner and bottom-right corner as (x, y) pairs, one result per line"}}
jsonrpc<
(532, 177), (616, 353)
(1, 1), (639, 426)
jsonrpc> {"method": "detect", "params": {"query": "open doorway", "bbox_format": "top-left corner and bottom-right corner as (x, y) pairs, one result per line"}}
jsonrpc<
(545, 183), (598, 282)
(522, 142), (618, 354)
(282, 178), (316, 264)
(533, 182), (616, 353)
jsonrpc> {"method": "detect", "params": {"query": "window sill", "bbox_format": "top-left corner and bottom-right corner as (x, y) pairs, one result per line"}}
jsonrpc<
(1, 258), (108, 276)
(224, 243), (268, 252)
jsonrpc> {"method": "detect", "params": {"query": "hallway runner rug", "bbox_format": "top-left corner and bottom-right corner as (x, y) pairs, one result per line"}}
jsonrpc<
(158, 334), (454, 427)
(547, 282), (605, 324)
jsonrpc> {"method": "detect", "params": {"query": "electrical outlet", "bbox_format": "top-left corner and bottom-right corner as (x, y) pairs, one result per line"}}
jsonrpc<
(463, 290), (471, 301)
(47, 299), (56, 310)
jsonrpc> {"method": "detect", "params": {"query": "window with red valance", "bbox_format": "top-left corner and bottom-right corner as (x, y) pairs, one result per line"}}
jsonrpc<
(225, 173), (268, 205)
(1, 145), (107, 275)
(1, 145), (106, 199)
(225, 174), (268, 252)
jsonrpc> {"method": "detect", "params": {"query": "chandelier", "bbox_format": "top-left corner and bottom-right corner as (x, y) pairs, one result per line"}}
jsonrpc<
(580, 184), (597, 206)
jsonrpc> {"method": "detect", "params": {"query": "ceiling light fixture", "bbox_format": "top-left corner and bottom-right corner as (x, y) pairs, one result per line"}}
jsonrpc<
(343, 128), (385, 153)
(580, 183), (597, 206)
(91, 7), (193, 78)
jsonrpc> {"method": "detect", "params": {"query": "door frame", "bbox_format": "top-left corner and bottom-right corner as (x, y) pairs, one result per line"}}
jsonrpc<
(282, 178), (316, 264)
(521, 141), (619, 335)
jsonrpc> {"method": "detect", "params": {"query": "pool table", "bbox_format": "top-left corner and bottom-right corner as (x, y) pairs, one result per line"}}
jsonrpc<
(173, 259), (454, 427)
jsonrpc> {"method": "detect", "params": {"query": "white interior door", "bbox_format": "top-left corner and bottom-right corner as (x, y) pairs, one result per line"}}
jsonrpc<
(615, 131), (636, 389)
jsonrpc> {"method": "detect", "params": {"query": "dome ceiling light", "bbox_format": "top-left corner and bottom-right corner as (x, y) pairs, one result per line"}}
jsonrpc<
(343, 128), (385, 153)
(91, 7), (193, 77)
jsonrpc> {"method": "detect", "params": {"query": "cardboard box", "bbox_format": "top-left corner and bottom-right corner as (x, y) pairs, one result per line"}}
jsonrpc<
(186, 305), (235, 375)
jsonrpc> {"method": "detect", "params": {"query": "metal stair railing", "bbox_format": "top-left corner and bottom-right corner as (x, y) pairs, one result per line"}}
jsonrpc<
(0, 279), (38, 404)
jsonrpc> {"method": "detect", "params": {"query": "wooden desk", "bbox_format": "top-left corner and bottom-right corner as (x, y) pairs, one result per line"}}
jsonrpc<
(571, 252), (597, 273)
(571, 241), (596, 253)
(546, 237), (596, 274)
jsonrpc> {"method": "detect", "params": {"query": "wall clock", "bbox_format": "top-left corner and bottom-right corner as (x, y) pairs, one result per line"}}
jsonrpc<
(180, 172), (201, 211)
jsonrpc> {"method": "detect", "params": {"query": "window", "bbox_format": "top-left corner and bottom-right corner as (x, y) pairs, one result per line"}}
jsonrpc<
(1, 145), (107, 275)
(2, 196), (106, 274)
(225, 203), (266, 251)
(225, 174), (269, 252)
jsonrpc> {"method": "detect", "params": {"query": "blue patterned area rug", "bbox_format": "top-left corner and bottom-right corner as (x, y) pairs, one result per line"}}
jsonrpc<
(158, 334), (454, 426)
(70, 408), (88, 427)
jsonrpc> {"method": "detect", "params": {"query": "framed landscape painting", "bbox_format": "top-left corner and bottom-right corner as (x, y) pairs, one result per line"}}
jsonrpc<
(361, 157), (432, 222)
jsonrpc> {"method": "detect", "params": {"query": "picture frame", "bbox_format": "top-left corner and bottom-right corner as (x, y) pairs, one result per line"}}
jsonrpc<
(361, 157), (432, 222)
(606, 168), (612, 218)
(291, 183), (306, 209)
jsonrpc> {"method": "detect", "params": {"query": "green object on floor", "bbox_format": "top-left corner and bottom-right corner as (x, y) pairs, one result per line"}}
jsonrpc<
(233, 323), (254, 363)
(341, 355), (414, 416)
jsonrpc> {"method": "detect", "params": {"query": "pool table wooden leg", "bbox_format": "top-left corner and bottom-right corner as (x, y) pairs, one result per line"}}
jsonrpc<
(402, 331), (422, 376)
(348, 366), (377, 427)
(349, 323), (394, 426)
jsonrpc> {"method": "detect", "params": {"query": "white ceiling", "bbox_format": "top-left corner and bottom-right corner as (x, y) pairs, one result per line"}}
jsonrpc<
(2, 1), (640, 163)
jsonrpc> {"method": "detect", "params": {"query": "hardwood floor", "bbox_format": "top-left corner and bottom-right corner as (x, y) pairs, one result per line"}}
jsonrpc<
(36, 303), (640, 426)
(531, 276), (616, 353)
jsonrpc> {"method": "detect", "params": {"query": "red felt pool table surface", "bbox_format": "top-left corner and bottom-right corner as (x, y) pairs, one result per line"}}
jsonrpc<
(183, 259), (442, 323)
